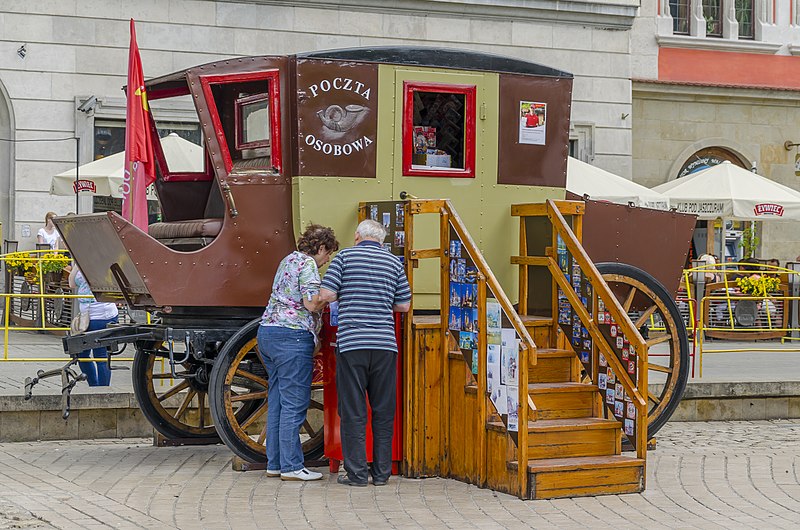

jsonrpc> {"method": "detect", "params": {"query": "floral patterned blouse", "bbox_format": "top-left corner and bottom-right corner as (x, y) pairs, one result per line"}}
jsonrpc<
(260, 251), (321, 336)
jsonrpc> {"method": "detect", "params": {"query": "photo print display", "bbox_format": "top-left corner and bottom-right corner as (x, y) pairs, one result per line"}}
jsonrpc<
(363, 201), (408, 259)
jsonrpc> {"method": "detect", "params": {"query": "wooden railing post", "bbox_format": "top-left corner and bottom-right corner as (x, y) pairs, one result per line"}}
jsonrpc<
(439, 207), (450, 476)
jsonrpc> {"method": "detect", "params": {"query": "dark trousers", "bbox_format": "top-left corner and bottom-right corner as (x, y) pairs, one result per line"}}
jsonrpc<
(336, 348), (397, 484)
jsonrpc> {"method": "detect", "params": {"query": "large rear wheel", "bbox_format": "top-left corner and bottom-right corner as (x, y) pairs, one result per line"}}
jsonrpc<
(596, 262), (690, 438)
(208, 320), (325, 463)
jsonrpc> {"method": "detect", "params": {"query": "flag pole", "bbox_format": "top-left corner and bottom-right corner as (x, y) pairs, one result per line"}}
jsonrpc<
(75, 136), (80, 214)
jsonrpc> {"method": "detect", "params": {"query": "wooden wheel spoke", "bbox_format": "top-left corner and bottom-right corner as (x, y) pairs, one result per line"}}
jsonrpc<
(240, 401), (269, 430)
(230, 390), (268, 402)
(622, 286), (637, 313)
(257, 423), (267, 446)
(157, 380), (190, 402)
(234, 369), (267, 388)
(197, 392), (205, 428)
(634, 305), (658, 328)
(648, 390), (661, 405)
(174, 389), (196, 419)
(649, 364), (673, 374)
(646, 334), (672, 347)
(302, 419), (317, 438)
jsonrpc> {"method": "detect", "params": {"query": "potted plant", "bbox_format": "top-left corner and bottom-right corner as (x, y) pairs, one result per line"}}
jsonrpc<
(5, 252), (37, 281)
(38, 252), (70, 284)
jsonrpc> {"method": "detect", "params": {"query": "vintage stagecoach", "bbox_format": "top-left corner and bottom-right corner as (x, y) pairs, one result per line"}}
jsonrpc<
(28, 47), (695, 499)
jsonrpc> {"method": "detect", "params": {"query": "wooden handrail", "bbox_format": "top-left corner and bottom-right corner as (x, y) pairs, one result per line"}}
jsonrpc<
(445, 201), (538, 361)
(545, 199), (648, 458)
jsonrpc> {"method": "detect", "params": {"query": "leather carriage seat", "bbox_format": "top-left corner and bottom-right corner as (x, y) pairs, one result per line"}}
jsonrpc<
(148, 181), (225, 251)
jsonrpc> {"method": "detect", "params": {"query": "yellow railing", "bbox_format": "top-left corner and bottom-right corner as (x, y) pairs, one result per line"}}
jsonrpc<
(1, 249), (137, 362)
(681, 262), (800, 376)
(511, 199), (648, 465)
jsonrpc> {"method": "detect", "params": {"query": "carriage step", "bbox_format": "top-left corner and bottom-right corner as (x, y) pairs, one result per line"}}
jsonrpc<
(529, 349), (578, 383)
(509, 455), (644, 499)
(528, 382), (597, 420)
(490, 417), (620, 459)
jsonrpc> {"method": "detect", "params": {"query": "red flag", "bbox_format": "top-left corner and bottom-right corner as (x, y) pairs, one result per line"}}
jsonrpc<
(122, 19), (154, 232)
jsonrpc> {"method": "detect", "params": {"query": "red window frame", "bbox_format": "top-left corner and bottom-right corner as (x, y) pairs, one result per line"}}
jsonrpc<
(402, 81), (476, 178)
(234, 93), (271, 150)
(147, 86), (212, 183)
(199, 70), (282, 175)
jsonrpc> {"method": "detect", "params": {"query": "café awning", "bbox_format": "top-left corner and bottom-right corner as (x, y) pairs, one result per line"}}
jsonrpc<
(51, 133), (203, 199)
(652, 161), (800, 220)
(566, 157), (670, 210)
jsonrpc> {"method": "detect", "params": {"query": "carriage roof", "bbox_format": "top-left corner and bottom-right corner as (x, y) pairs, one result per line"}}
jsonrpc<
(143, 46), (572, 93)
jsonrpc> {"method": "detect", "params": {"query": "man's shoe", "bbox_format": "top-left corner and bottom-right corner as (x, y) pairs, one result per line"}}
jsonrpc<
(372, 477), (388, 486)
(266, 469), (281, 478)
(337, 474), (367, 487)
(281, 468), (323, 481)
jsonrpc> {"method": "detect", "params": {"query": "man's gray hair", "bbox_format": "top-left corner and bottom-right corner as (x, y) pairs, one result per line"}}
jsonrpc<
(356, 219), (387, 243)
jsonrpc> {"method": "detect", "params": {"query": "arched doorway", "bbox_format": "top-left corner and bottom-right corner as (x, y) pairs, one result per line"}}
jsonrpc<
(677, 146), (749, 177)
(0, 79), (14, 241)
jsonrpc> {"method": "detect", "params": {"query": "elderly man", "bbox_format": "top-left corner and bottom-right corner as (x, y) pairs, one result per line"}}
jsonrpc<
(320, 219), (411, 487)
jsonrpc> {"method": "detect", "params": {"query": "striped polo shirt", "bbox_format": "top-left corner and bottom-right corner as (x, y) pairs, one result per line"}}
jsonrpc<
(321, 240), (411, 353)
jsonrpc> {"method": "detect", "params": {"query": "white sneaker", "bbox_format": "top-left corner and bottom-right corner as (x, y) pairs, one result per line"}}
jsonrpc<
(266, 469), (281, 477)
(281, 467), (323, 481)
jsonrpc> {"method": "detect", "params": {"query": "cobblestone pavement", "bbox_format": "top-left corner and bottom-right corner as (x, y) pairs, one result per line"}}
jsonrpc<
(0, 421), (797, 529)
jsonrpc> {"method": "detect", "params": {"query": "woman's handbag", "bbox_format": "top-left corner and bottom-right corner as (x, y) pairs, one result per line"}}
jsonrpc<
(70, 311), (90, 335)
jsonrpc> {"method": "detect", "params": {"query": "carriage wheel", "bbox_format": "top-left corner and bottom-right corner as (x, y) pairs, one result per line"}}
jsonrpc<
(595, 263), (690, 438)
(208, 320), (325, 463)
(132, 343), (260, 440)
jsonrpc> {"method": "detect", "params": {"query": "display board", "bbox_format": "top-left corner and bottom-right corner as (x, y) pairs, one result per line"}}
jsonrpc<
(555, 235), (639, 445)
(447, 228), (521, 432)
(363, 201), (406, 259)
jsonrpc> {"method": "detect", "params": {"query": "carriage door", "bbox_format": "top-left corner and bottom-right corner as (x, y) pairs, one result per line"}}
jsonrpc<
(389, 68), (497, 297)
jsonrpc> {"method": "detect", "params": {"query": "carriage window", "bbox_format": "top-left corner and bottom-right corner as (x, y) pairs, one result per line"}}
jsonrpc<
(200, 70), (282, 174)
(235, 93), (270, 150)
(402, 82), (476, 178)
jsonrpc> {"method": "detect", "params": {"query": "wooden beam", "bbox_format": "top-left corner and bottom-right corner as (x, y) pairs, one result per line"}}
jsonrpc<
(511, 201), (585, 217)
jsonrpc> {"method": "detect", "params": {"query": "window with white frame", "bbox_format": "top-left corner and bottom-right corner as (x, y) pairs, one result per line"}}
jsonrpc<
(703, 0), (723, 37)
(735, 0), (754, 39)
(658, 0), (785, 46)
(670, 0), (691, 34)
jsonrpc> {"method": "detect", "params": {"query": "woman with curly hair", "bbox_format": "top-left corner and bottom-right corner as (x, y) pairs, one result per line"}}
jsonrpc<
(258, 223), (339, 481)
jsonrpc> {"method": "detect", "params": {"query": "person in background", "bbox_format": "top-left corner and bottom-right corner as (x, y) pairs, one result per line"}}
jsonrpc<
(258, 224), (339, 482)
(320, 219), (411, 487)
(766, 258), (780, 269)
(68, 265), (119, 386)
(698, 253), (720, 283)
(37, 212), (61, 249)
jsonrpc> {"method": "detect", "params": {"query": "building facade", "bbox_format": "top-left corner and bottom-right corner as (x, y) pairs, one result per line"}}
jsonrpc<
(0, 0), (639, 248)
(631, 0), (800, 263)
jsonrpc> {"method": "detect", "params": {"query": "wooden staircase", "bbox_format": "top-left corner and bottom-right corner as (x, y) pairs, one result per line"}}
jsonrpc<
(369, 198), (648, 500)
(511, 317), (645, 499)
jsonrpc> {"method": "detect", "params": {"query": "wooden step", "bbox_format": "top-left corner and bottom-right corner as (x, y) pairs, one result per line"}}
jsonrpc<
(528, 382), (597, 420)
(527, 417), (621, 459)
(529, 349), (577, 383)
(509, 455), (645, 499)
(519, 314), (551, 328)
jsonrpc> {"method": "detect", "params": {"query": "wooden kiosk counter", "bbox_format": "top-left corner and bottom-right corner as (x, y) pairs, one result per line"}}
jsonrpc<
(43, 48), (692, 500)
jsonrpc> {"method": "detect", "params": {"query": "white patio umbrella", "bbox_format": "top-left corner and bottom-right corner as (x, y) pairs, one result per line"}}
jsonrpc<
(652, 161), (800, 220)
(567, 157), (670, 210)
(51, 133), (203, 199)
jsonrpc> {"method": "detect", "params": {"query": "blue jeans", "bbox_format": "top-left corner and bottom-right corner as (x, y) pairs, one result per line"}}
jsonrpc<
(258, 325), (314, 473)
(78, 316), (118, 386)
